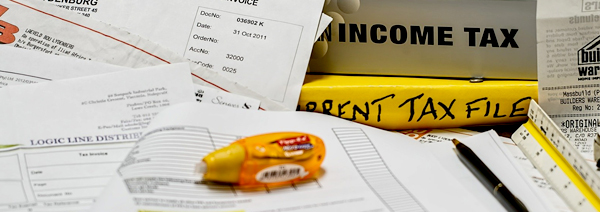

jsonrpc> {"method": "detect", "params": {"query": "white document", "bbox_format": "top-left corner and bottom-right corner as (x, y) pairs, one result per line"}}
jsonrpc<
(427, 131), (557, 212)
(315, 13), (332, 43)
(0, 56), (258, 212)
(537, 0), (600, 159)
(0, 45), (124, 87)
(43, 0), (329, 44)
(0, 0), (286, 110)
(0, 63), (195, 146)
(400, 128), (572, 212)
(0, 46), (262, 110)
(92, 0), (325, 109)
(92, 103), (518, 212)
(0, 142), (134, 212)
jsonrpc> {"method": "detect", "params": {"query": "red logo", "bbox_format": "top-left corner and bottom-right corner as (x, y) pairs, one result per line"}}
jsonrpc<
(0, 5), (19, 44)
(276, 135), (309, 146)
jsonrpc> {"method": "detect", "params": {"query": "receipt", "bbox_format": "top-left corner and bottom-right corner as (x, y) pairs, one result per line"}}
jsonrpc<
(92, 0), (325, 109)
(537, 0), (600, 159)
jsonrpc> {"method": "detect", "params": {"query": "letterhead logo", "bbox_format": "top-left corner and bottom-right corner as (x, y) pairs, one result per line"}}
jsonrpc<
(0, 4), (19, 44)
(577, 35), (600, 80)
(195, 89), (204, 102)
(579, 34), (600, 65)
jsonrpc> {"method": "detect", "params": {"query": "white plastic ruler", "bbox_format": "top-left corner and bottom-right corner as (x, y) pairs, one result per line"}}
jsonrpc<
(511, 100), (600, 211)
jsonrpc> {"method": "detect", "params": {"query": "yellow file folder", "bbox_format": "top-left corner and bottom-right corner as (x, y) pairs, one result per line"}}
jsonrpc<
(298, 74), (538, 130)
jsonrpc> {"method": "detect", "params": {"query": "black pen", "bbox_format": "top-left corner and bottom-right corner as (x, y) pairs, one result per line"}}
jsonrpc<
(452, 139), (529, 212)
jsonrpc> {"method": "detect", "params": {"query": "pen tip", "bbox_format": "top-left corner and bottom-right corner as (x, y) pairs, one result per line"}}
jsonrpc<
(452, 139), (460, 146)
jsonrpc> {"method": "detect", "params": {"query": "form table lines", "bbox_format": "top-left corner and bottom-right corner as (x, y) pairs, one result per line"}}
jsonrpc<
(333, 128), (426, 212)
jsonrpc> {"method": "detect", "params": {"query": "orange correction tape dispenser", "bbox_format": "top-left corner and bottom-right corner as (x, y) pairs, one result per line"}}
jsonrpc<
(195, 132), (326, 187)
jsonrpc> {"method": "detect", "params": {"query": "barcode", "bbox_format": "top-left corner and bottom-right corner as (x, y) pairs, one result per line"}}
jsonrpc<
(262, 168), (300, 179)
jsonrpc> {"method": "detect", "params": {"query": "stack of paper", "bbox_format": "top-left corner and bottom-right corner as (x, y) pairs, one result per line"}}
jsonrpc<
(90, 103), (554, 212)
(0, 0), (563, 211)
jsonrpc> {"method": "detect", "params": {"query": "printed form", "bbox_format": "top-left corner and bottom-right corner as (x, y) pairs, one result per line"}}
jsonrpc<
(0, 0), (285, 110)
(537, 0), (600, 159)
(91, 103), (547, 212)
(0, 51), (268, 211)
(0, 63), (199, 212)
(0, 142), (135, 212)
(92, 0), (325, 109)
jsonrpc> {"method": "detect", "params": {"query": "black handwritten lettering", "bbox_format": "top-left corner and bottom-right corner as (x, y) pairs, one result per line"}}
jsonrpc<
(418, 97), (437, 121)
(466, 97), (488, 118)
(351, 103), (369, 121)
(398, 93), (424, 122)
(305, 102), (316, 112)
(297, 94), (531, 125)
(371, 94), (395, 122)
(438, 99), (456, 120)
(338, 101), (351, 119)
(493, 103), (506, 118)
(485, 101), (491, 117)
(510, 97), (531, 117)
(323, 100), (333, 115)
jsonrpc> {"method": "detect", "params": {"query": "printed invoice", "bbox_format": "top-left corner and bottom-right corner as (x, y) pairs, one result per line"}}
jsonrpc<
(91, 0), (325, 109)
